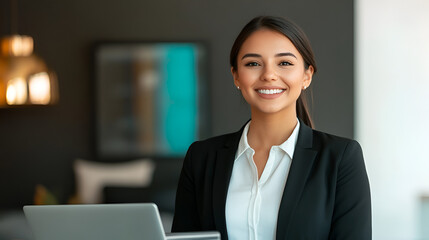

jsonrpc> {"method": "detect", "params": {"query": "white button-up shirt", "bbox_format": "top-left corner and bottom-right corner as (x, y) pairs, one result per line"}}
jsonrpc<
(225, 120), (300, 240)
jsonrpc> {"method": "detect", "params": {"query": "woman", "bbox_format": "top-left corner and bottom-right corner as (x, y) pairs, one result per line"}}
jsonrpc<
(172, 16), (371, 240)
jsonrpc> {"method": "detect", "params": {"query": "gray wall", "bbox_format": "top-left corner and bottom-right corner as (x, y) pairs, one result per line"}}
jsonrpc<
(0, 0), (354, 208)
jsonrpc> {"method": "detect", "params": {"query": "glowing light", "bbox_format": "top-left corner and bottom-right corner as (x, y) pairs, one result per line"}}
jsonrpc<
(1, 35), (33, 56)
(6, 77), (27, 105)
(29, 72), (51, 104)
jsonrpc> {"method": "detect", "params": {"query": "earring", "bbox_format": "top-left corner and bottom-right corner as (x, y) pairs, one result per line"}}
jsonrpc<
(236, 86), (240, 90)
(303, 86), (307, 90)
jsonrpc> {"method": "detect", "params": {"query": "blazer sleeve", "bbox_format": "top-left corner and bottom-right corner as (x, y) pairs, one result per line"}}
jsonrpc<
(329, 140), (372, 239)
(171, 142), (201, 232)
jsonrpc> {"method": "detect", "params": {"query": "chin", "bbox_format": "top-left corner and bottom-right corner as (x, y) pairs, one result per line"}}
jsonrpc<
(251, 101), (296, 115)
(254, 105), (288, 115)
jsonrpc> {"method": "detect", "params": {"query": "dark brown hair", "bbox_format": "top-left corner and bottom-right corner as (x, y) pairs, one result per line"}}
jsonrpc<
(230, 16), (317, 128)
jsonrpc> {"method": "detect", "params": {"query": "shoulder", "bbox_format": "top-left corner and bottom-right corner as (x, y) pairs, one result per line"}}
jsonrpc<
(184, 129), (242, 162)
(187, 131), (241, 154)
(181, 131), (241, 175)
(307, 129), (365, 174)
(303, 127), (364, 168)
(310, 128), (362, 153)
(297, 120), (362, 155)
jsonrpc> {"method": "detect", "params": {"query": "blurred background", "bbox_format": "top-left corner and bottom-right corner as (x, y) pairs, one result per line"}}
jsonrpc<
(0, 0), (427, 239)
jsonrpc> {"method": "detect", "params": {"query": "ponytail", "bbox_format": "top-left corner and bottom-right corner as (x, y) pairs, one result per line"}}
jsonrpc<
(296, 93), (314, 129)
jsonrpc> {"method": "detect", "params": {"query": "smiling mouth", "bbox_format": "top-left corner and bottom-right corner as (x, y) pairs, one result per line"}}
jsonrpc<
(257, 89), (285, 95)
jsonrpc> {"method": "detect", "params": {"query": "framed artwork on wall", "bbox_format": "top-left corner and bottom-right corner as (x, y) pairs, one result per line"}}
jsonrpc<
(94, 42), (210, 160)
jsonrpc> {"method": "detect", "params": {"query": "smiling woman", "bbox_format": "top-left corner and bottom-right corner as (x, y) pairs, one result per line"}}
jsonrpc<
(172, 16), (371, 240)
(231, 29), (314, 123)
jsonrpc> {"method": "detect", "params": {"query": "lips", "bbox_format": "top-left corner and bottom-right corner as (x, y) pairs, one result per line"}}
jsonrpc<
(257, 89), (284, 95)
(255, 87), (286, 99)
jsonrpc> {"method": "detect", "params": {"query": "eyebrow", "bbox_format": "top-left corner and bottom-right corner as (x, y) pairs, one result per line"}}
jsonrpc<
(241, 52), (297, 60)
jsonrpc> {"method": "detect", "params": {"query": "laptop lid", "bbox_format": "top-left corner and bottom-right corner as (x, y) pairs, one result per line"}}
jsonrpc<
(23, 203), (166, 240)
(23, 203), (220, 240)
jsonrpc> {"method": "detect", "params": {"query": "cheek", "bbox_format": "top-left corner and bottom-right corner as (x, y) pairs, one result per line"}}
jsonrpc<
(237, 68), (259, 83)
(281, 70), (305, 87)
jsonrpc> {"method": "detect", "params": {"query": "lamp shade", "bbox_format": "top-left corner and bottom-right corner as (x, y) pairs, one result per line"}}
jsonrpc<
(0, 35), (59, 107)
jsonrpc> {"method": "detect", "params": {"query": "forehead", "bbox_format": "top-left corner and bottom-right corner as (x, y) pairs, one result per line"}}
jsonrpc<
(238, 29), (301, 58)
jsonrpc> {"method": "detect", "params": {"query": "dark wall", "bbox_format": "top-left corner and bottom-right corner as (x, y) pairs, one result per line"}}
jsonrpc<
(0, 0), (354, 208)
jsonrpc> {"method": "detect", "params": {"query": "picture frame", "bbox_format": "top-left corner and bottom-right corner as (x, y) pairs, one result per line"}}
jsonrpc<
(93, 41), (210, 160)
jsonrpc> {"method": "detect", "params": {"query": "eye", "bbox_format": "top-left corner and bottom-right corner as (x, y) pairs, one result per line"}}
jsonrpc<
(279, 61), (293, 66)
(244, 62), (260, 67)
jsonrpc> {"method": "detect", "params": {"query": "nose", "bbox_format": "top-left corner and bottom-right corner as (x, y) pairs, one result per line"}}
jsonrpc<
(261, 64), (278, 81)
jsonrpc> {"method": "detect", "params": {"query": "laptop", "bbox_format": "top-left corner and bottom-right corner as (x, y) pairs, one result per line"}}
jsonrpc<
(23, 203), (220, 240)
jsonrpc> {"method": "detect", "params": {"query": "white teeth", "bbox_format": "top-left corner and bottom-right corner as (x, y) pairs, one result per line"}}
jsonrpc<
(257, 89), (284, 94)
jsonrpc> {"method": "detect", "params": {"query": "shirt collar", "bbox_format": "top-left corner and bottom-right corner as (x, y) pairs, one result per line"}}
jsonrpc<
(235, 119), (301, 160)
(235, 122), (252, 160)
(279, 120), (300, 159)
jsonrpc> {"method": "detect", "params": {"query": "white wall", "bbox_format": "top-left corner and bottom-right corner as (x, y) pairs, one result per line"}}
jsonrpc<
(356, 0), (429, 239)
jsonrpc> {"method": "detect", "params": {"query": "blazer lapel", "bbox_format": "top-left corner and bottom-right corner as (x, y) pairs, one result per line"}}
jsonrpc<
(212, 126), (244, 240)
(276, 121), (318, 240)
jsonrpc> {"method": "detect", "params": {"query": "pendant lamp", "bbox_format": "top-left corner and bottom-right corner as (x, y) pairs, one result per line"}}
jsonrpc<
(0, 0), (59, 107)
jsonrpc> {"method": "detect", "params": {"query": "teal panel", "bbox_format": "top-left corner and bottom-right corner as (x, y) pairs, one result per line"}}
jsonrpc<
(158, 44), (198, 155)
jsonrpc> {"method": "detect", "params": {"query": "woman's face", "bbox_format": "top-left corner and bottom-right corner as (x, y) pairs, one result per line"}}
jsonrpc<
(232, 29), (313, 116)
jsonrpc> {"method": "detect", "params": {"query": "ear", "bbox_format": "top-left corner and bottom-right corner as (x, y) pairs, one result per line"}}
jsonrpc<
(231, 67), (239, 88)
(303, 65), (314, 89)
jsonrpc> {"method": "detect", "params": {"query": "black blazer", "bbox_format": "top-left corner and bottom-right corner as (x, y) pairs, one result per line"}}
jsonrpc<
(172, 120), (371, 239)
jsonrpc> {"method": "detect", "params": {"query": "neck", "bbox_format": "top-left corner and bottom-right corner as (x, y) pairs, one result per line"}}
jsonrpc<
(247, 107), (298, 149)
